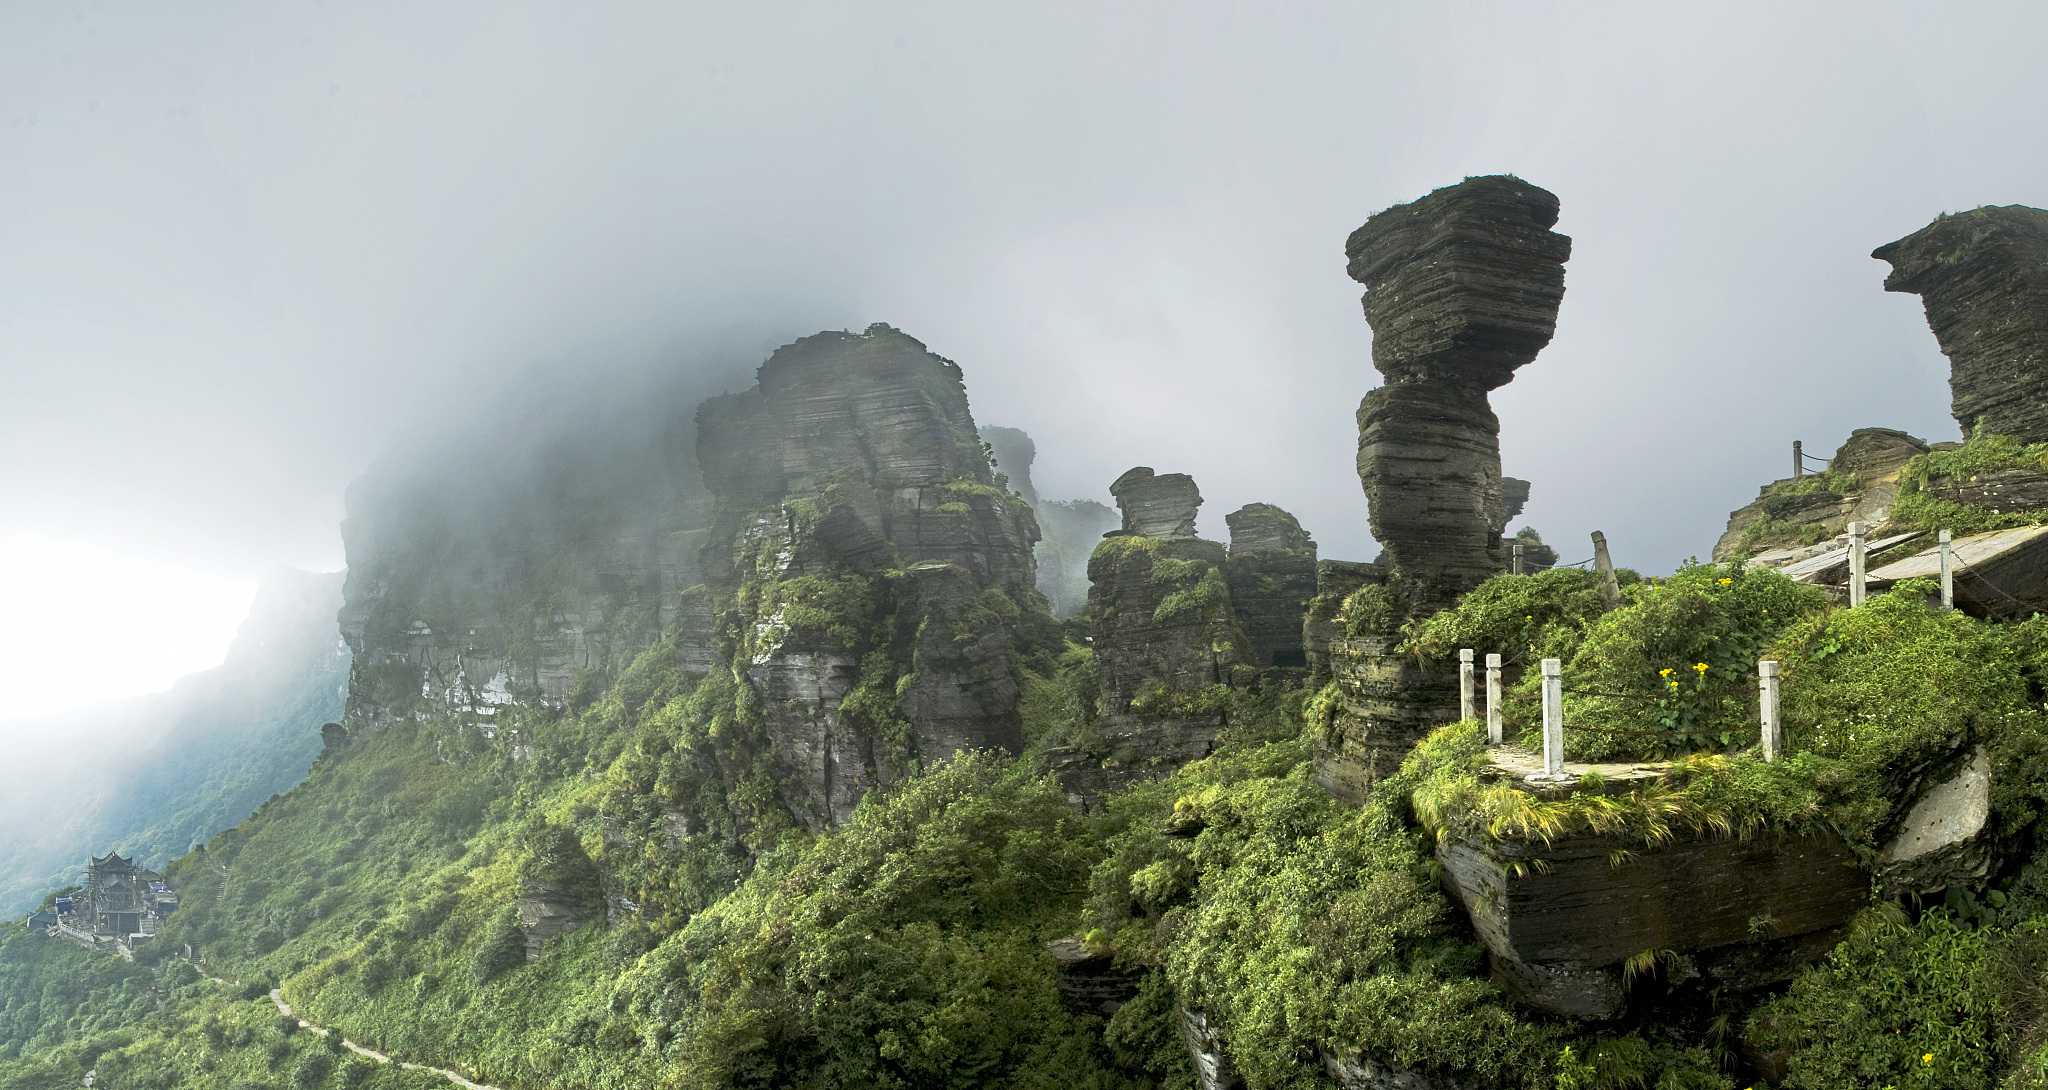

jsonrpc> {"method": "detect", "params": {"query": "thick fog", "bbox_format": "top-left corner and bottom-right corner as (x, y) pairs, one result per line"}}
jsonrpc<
(5, 1), (2047, 715)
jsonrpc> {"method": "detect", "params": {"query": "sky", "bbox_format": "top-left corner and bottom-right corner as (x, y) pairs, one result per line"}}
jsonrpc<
(3, 1), (2046, 716)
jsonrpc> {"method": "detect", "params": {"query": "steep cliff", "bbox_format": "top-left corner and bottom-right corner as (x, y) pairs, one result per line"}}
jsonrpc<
(696, 325), (1052, 830)
(1875, 204), (2048, 442)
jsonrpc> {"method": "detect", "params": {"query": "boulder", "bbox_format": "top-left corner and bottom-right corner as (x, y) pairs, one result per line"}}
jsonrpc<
(1179, 1008), (1244, 1090)
(1877, 746), (1993, 897)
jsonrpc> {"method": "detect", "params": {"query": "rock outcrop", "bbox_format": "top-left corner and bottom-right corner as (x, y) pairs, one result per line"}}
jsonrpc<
(1223, 504), (1318, 669)
(1043, 937), (1142, 1017)
(1712, 428), (1930, 562)
(1346, 175), (1571, 612)
(695, 324), (1050, 830)
(1874, 205), (2048, 442)
(1438, 820), (1866, 1019)
(1057, 469), (1253, 808)
(979, 424), (1121, 618)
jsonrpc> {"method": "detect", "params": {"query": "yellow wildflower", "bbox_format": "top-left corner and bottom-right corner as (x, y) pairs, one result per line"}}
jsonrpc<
(1694, 662), (1709, 675)
(1924, 1053), (1934, 1064)
(1660, 667), (1674, 678)
(1717, 577), (1732, 585)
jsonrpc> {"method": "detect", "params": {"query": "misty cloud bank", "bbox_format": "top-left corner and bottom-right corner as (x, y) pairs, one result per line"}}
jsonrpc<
(4, 1), (2048, 708)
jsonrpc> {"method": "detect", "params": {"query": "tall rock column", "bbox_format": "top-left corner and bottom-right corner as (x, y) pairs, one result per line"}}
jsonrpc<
(1346, 175), (1572, 612)
(1873, 205), (2048, 442)
(1314, 176), (1571, 802)
(1051, 468), (1253, 810)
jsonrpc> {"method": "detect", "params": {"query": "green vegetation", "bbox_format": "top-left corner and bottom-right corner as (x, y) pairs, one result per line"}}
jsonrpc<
(21, 532), (2048, 1090)
(1893, 428), (2048, 536)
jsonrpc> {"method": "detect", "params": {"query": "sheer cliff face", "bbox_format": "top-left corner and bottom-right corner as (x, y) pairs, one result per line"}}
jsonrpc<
(1874, 205), (2048, 443)
(697, 325), (1047, 830)
(1346, 175), (1571, 613)
(337, 394), (712, 733)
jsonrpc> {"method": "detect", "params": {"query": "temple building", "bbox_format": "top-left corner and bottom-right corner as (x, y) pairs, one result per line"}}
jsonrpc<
(55, 852), (176, 946)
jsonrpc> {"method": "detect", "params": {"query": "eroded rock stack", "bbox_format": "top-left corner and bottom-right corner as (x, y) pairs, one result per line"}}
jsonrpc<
(1054, 468), (1253, 808)
(1875, 205), (2048, 442)
(696, 324), (1050, 830)
(1222, 503), (1318, 669)
(1345, 175), (1572, 611)
(1312, 177), (1570, 802)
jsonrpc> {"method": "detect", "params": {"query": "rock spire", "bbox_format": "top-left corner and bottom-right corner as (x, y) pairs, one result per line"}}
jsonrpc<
(1345, 175), (1571, 611)
(1874, 204), (2048, 442)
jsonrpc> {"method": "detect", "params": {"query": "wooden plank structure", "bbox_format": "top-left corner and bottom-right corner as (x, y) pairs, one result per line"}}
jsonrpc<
(1867, 525), (2048, 618)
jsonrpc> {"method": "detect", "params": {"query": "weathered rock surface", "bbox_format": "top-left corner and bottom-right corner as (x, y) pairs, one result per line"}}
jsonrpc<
(696, 324), (1047, 830)
(1868, 525), (2048, 619)
(1302, 560), (1382, 684)
(1323, 1047), (1474, 1090)
(1062, 472), (1253, 808)
(1346, 175), (1571, 612)
(1877, 746), (1993, 896)
(1043, 937), (1142, 1017)
(1110, 468), (1203, 539)
(1223, 504), (1319, 669)
(980, 424), (1121, 618)
(1311, 633), (1460, 806)
(1712, 428), (1929, 562)
(1874, 205), (2048, 442)
(517, 877), (590, 960)
(1437, 823), (1867, 1019)
(1179, 1008), (1244, 1090)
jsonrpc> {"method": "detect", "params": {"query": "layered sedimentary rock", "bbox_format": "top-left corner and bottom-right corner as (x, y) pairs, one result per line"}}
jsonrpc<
(1222, 504), (1318, 669)
(1313, 177), (1569, 802)
(1056, 468), (1253, 808)
(1346, 175), (1571, 612)
(980, 424), (1121, 618)
(1439, 818), (1866, 1019)
(696, 324), (1048, 830)
(1874, 205), (2048, 442)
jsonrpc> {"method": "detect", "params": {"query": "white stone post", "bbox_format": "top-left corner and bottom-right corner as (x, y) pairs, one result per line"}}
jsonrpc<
(1485, 653), (1503, 746)
(1758, 659), (1781, 763)
(1459, 649), (1475, 722)
(1793, 440), (1804, 479)
(1591, 531), (1622, 612)
(1541, 658), (1564, 777)
(1848, 521), (1866, 607)
(1512, 541), (1524, 575)
(1940, 528), (1954, 612)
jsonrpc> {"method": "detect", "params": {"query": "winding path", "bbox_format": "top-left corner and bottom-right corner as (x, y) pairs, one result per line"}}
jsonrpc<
(250, 983), (505, 1090)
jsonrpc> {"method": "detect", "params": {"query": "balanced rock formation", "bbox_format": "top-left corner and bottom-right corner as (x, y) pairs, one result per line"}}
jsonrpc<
(1312, 177), (1570, 802)
(1222, 504), (1318, 669)
(1346, 175), (1572, 613)
(696, 324), (1050, 830)
(1055, 468), (1253, 809)
(1875, 205), (2048, 442)
(980, 424), (1121, 618)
